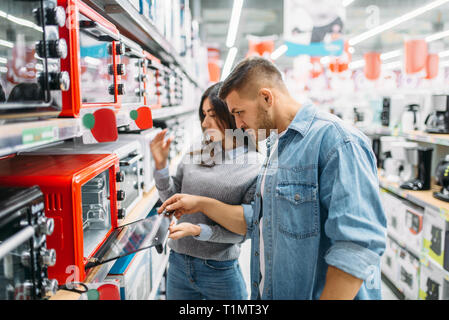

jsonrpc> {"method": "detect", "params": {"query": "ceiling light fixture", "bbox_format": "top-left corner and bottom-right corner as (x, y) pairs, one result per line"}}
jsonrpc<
(226, 0), (244, 48)
(342, 0), (356, 7)
(271, 44), (288, 61)
(221, 47), (238, 81)
(348, 0), (449, 46)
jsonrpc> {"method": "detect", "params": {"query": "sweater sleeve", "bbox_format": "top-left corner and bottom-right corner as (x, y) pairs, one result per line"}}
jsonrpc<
(194, 223), (245, 244)
(153, 159), (184, 202)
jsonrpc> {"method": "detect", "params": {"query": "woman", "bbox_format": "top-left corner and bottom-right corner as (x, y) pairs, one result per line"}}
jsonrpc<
(150, 82), (261, 300)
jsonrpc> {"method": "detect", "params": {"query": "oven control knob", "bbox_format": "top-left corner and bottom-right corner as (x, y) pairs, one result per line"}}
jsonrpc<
(139, 168), (144, 175)
(116, 64), (126, 76)
(22, 281), (34, 299)
(21, 251), (31, 267)
(117, 208), (126, 219)
(39, 71), (70, 91)
(108, 64), (115, 75)
(33, 6), (66, 27)
(116, 171), (125, 182)
(40, 248), (56, 267)
(42, 278), (58, 297)
(108, 84), (115, 96)
(117, 190), (126, 201)
(37, 217), (54, 236)
(140, 182), (145, 189)
(117, 83), (125, 95)
(36, 39), (67, 59)
(108, 42), (125, 55)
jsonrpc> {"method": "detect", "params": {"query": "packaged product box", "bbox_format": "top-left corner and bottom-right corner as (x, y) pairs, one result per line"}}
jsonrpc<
(419, 256), (449, 300)
(396, 247), (420, 299)
(106, 249), (152, 300)
(422, 206), (449, 272)
(403, 201), (425, 257)
(139, 0), (150, 19)
(380, 189), (407, 243)
(381, 236), (400, 287)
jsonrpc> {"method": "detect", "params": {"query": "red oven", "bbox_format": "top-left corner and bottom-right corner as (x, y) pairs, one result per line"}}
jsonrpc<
(0, 154), (121, 284)
(57, 0), (124, 117)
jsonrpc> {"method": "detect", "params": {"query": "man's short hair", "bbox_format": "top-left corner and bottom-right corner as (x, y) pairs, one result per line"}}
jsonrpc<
(218, 56), (284, 100)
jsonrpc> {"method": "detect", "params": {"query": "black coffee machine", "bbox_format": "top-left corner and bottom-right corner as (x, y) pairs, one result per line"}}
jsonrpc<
(400, 147), (433, 191)
(434, 155), (449, 202)
(381, 97), (391, 127)
(425, 95), (449, 134)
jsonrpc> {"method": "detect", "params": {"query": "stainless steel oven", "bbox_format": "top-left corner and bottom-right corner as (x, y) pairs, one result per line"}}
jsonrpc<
(0, 0), (69, 119)
(0, 186), (57, 300)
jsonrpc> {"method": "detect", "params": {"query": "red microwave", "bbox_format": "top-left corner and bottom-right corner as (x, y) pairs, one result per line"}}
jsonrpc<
(0, 154), (121, 284)
(57, 0), (123, 118)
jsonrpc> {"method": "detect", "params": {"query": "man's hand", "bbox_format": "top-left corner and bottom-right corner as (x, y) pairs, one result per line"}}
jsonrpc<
(157, 193), (204, 219)
(168, 220), (201, 240)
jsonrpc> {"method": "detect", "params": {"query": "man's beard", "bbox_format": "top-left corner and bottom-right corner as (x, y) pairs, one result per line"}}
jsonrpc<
(254, 104), (276, 142)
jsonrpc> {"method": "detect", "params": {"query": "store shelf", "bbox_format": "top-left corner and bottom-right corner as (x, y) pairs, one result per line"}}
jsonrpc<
(0, 118), (81, 158)
(362, 126), (449, 147)
(378, 174), (449, 218)
(151, 105), (196, 121)
(83, 0), (201, 89)
(148, 247), (170, 300)
(380, 273), (405, 300)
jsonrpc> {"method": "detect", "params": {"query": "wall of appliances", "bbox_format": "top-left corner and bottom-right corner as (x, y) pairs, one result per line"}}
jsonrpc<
(0, 0), (205, 300)
(326, 89), (449, 300)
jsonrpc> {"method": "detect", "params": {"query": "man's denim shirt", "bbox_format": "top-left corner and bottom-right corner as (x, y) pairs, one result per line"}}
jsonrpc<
(242, 103), (387, 300)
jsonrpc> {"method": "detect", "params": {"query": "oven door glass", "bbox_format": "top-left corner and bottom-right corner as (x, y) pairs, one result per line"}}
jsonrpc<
(85, 214), (170, 269)
(0, 0), (59, 113)
(78, 13), (115, 104)
(121, 56), (143, 105)
(119, 153), (141, 211)
(81, 170), (112, 258)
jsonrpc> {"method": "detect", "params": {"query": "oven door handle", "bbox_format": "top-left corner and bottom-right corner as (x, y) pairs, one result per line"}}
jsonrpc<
(120, 154), (142, 166)
(79, 20), (119, 42)
(0, 226), (35, 260)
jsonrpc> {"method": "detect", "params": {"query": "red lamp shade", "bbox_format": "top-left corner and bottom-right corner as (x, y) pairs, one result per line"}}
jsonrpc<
(404, 39), (427, 74)
(425, 53), (439, 79)
(310, 57), (323, 78)
(364, 52), (381, 80)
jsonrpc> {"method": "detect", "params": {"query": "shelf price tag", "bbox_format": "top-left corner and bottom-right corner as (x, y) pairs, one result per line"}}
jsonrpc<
(22, 126), (57, 145)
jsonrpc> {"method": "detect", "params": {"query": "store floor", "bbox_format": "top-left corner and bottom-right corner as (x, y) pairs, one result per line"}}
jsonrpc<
(238, 240), (399, 300)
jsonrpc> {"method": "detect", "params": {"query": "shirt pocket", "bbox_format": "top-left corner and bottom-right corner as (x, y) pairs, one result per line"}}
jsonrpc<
(275, 182), (319, 239)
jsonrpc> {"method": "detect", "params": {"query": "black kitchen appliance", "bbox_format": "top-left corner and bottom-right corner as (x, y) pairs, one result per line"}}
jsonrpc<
(0, 186), (57, 300)
(381, 97), (391, 127)
(430, 226), (442, 256)
(426, 278), (440, 300)
(433, 155), (449, 202)
(400, 147), (433, 191)
(425, 95), (449, 134)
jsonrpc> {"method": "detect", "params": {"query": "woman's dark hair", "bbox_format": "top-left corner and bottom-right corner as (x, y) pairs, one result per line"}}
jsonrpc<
(198, 81), (236, 132)
(192, 82), (258, 166)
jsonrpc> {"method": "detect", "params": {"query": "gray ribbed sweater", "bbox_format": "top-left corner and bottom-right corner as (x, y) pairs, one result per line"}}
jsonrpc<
(154, 144), (262, 261)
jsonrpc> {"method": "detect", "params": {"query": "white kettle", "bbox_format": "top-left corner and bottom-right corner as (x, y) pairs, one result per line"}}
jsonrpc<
(402, 104), (420, 132)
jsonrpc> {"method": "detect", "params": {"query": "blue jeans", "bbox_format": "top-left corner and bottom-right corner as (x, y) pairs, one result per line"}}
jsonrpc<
(166, 250), (248, 300)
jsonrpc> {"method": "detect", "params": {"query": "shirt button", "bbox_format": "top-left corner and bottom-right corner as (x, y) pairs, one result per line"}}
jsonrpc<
(294, 194), (301, 201)
(255, 251), (259, 257)
(254, 220), (259, 225)
(253, 282), (258, 287)
(256, 192), (261, 197)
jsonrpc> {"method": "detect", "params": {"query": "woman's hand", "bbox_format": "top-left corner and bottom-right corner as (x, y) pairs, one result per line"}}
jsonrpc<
(168, 220), (201, 240)
(150, 129), (173, 170)
(158, 193), (204, 219)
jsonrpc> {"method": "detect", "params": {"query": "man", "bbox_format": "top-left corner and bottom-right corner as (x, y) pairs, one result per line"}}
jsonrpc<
(158, 57), (387, 300)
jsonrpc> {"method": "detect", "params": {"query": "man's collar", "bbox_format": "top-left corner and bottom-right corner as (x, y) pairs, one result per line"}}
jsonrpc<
(285, 103), (317, 137)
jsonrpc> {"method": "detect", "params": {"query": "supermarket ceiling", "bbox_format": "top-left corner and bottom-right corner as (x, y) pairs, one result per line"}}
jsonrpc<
(193, 0), (449, 71)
